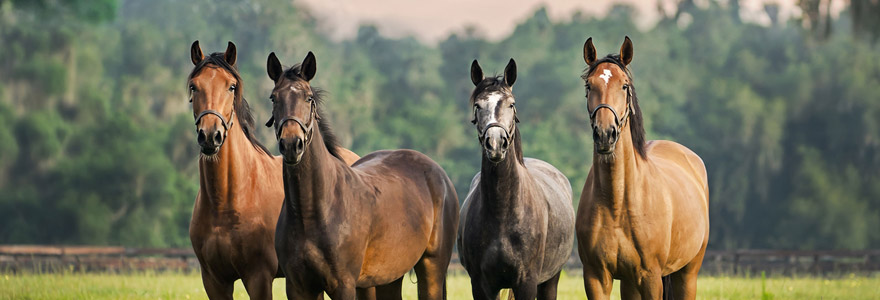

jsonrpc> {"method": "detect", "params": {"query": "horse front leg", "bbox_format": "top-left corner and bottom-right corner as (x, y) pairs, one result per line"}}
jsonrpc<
(583, 267), (613, 300)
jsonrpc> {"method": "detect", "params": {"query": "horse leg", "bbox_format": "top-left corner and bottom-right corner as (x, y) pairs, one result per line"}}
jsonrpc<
(469, 274), (499, 300)
(326, 282), (357, 300)
(414, 256), (449, 300)
(242, 270), (275, 300)
(671, 247), (707, 300)
(286, 278), (324, 300)
(356, 287), (376, 300)
(200, 272), (233, 300)
(511, 278), (538, 300)
(619, 279), (641, 300)
(374, 277), (403, 300)
(583, 268), (612, 300)
(536, 271), (561, 300)
(636, 273), (664, 300)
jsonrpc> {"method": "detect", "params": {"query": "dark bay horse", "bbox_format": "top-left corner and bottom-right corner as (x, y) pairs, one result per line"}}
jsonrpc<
(265, 51), (459, 300)
(576, 37), (710, 300)
(187, 41), (359, 299)
(458, 59), (576, 300)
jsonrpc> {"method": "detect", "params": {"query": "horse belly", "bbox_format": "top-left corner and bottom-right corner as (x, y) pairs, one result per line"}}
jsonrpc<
(357, 209), (432, 287)
(357, 236), (427, 287)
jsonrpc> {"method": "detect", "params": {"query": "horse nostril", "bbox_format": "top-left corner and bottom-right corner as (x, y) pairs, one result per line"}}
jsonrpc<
(609, 128), (618, 141)
(295, 138), (304, 153)
(501, 137), (509, 149)
(279, 140), (287, 153)
(484, 137), (494, 150)
(213, 131), (223, 145)
(592, 129), (600, 141)
(197, 129), (207, 145)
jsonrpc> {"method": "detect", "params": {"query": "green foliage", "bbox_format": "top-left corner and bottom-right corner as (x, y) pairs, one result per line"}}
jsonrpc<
(1, 0), (878, 250)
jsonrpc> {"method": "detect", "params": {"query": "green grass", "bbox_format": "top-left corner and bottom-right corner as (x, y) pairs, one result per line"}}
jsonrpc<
(1, 271), (878, 299)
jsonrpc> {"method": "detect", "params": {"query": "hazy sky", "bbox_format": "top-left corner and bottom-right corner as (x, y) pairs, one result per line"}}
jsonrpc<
(296, 0), (819, 44)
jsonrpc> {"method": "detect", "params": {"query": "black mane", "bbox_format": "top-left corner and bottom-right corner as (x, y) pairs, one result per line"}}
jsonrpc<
(282, 64), (342, 161)
(188, 52), (271, 156)
(581, 54), (647, 159)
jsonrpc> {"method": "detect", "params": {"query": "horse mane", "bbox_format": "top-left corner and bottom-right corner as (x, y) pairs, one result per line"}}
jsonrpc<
(471, 76), (525, 164)
(188, 52), (272, 156)
(581, 54), (647, 160)
(282, 64), (342, 161)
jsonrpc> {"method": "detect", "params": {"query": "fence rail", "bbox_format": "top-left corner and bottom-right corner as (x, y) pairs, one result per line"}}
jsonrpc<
(2, 245), (879, 276)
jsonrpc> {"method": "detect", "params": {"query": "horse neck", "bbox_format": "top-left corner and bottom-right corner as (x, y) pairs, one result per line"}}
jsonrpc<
(198, 118), (262, 212)
(479, 128), (526, 215)
(591, 124), (641, 219)
(282, 128), (344, 225)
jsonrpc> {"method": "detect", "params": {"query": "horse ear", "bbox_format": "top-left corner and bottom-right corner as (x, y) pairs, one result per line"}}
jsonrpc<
(583, 37), (596, 65)
(224, 41), (237, 66)
(503, 58), (516, 87)
(619, 36), (633, 66)
(191, 40), (204, 65)
(267, 52), (283, 82)
(300, 51), (317, 81)
(470, 60), (483, 86)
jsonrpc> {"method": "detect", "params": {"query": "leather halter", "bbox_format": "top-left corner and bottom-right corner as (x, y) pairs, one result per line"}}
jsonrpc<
(266, 100), (317, 147)
(195, 109), (234, 134)
(588, 88), (631, 131)
(474, 105), (519, 146)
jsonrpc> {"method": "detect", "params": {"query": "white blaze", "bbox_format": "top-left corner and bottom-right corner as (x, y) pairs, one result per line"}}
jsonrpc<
(480, 92), (503, 126)
(599, 69), (612, 86)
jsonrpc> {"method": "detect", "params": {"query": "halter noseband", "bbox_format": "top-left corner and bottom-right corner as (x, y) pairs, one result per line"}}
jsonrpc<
(267, 100), (317, 147)
(588, 88), (631, 131)
(475, 106), (519, 146)
(195, 109), (234, 134)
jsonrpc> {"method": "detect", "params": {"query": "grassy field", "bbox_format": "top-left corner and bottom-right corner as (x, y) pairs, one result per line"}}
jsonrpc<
(2, 271), (878, 299)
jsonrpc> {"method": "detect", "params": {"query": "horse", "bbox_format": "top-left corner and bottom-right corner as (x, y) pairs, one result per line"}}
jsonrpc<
(187, 41), (359, 300)
(575, 36), (710, 300)
(265, 51), (459, 300)
(457, 58), (576, 300)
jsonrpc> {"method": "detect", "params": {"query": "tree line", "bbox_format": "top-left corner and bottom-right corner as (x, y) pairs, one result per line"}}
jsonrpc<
(0, 0), (878, 250)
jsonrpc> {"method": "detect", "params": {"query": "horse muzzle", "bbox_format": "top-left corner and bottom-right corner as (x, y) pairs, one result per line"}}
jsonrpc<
(483, 127), (509, 163)
(592, 125), (619, 155)
(279, 136), (305, 165)
(197, 128), (224, 155)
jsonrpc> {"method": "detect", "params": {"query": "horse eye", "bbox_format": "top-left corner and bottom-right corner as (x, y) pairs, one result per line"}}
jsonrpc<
(622, 84), (628, 91)
(585, 85), (591, 91)
(307, 96), (314, 102)
(189, 84), (196, 92)
(229, 84), (236, 92)
(509, 103), (515, 108)
(269, 95), (275, 102)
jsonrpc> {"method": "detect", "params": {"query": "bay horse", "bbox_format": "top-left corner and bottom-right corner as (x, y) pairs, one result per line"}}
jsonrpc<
(187, 41), (359, 300)
(265, 51), (459, 300)
(576, 36), (710, 300)
(458, 59), (576, 300)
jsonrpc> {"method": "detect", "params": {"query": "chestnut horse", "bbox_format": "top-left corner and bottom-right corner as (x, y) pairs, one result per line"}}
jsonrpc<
(576, 37), (710, 300)
(265, 51), (459, 300)
(458, 59), (575, 300)
(187, 41), (358, 299)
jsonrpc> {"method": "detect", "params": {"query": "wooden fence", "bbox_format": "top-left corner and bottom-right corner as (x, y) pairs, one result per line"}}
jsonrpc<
(2, 245), (879, 276)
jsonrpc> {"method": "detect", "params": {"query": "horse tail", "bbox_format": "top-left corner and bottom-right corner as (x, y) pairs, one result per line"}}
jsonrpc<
(662, 275), (674, 300)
